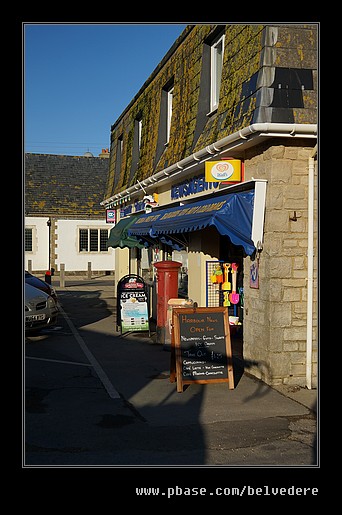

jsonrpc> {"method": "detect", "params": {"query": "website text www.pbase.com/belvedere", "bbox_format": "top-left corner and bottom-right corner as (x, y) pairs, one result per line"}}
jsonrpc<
(135, 485), (319, 498)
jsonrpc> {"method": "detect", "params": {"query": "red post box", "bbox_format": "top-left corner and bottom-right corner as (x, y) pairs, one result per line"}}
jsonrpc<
(153, 260), (182, 344)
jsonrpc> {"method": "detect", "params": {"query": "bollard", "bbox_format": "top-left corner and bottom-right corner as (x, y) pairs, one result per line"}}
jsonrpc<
(60, 264), (65, 288)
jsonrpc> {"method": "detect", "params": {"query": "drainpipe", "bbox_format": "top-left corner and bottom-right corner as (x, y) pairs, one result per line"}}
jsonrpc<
(306, 144), (317, 389)
(47, 218), (51, 271)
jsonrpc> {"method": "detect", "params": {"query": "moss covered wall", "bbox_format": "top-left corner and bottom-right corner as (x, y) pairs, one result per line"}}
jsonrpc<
(104, 24), (317, 199)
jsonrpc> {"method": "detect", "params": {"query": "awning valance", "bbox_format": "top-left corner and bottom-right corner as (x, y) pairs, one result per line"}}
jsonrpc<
(106, 215), (146, 249)
(128, 190), (256, 256)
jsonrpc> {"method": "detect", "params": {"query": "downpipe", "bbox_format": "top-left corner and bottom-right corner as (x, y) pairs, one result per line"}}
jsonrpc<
(306, 145), (317, 389)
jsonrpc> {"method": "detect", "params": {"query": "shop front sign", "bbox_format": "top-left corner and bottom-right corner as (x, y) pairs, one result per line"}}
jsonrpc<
(205, 160), (241, 183)
(171, 173), (219, 200)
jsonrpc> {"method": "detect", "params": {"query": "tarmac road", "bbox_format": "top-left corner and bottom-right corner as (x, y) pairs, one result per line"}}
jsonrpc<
(24, 276), (319, 474)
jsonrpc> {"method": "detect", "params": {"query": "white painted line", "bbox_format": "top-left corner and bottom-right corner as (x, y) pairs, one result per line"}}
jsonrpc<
(26, 356), (93, 367)
(58, 304), (121, 399)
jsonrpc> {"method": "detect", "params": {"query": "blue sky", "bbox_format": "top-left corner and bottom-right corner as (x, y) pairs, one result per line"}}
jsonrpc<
(24, 23), (188, 156)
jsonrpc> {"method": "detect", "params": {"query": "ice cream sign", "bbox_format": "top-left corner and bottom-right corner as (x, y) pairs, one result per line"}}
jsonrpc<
(205, 160), (242, 183)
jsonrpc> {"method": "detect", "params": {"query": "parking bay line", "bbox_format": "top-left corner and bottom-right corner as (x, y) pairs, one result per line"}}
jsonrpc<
(58, 304), (121, 399)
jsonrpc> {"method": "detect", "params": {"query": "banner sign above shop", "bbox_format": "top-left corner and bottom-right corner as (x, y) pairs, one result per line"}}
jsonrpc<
(171, 173), (219, 200)
(205, 160), (242, 183)
(128, 190), (256, 256)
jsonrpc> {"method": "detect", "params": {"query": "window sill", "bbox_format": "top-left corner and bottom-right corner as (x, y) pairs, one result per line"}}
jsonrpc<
(206, 107), (218, 117)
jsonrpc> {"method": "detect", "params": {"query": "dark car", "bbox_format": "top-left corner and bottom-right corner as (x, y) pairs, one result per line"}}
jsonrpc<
(25, 271), (58, 303)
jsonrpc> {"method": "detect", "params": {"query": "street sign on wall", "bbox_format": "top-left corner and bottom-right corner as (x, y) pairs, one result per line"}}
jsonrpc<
(106, 209), (116, 223)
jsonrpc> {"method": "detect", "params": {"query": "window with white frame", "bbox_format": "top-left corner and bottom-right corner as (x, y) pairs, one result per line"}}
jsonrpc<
(166, 86), (173, 143)
(210, 33), (225, 112)
(113, 134), (124, 190)
(137, 116), (142, 150)
(154, 77), (174, 166)
(128, 114), (143, 183)
(78, 228), (109, 252)
(118, 134), (123, 158)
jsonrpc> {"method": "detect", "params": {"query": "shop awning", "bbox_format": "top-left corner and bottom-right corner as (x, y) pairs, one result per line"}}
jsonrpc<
(106, 215), (146, 249)
(128, 190), (256, 255)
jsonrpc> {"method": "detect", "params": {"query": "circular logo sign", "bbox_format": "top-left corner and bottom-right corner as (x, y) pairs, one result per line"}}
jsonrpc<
(211, 162), (234, 181)
(107, 211), (115, 218)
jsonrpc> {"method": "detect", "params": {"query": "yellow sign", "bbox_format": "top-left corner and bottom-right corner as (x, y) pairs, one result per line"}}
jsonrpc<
(205, 160), (241, 183)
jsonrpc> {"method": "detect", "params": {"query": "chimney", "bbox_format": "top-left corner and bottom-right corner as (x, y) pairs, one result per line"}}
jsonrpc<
(99, 148), (110, 158)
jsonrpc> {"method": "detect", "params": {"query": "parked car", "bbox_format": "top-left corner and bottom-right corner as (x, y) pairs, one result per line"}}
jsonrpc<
(25, 283), (59, 333)
(25, 270), (58, 303)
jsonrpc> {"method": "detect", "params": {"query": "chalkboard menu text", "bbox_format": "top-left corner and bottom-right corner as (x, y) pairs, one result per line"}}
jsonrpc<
(171, 307), (234, 392)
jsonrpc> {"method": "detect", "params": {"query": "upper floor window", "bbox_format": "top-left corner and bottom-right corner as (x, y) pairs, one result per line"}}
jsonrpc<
(210, 32), (225, 112)
(113, 133), (124, 190)
(128, 114), (143, 184)
(192, 27), (226, 147)
(117, 134), (123, 159)
(166, 86), (174, 143)
(154, 77), (174, 166)
(137, 115), (142, 150)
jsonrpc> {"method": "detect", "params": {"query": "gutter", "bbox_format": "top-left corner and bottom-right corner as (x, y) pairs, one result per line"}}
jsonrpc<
(306, 143), (317, 389)
(101, 122), (317, 206)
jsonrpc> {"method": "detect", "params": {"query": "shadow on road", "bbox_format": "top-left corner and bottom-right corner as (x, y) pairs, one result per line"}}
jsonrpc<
(24, 282), (318, 468)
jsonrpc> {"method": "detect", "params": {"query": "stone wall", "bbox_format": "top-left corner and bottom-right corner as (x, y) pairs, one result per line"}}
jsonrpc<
(243, 141), (318, 387)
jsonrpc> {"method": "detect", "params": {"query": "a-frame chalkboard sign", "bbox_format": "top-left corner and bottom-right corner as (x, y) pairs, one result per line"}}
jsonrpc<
(170, 306), (234, 393)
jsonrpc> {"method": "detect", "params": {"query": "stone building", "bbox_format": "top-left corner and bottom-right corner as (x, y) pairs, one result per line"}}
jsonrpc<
(102, 24), (318, 388)
(25, 150), (115, 276)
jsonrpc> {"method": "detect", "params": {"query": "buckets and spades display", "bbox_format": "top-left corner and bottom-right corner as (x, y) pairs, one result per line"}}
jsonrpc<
(209, 261), (243, 333)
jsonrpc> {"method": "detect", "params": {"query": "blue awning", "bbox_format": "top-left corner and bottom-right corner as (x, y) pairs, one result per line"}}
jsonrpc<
(128, 190), (256, 255)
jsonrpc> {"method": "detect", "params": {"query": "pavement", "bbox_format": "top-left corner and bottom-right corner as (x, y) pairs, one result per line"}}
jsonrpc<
(51, 274), (318, 414)
(25, 274), (318, 467)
